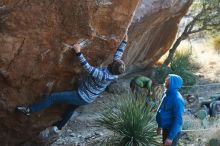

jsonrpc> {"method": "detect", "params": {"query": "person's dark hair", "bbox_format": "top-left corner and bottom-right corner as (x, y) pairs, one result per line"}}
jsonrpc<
(107, 60), (126, 75)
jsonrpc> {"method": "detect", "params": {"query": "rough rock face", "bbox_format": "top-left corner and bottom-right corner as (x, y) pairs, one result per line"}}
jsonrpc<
(124, 0), (193, 68)
(0, 0), (192, 145)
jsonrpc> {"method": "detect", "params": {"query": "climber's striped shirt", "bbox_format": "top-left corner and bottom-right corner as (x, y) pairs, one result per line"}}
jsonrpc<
(76, 40), (127, 103)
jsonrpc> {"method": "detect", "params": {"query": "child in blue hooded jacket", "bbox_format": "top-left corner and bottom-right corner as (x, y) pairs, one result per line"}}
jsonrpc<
(156, 74), (185, 146)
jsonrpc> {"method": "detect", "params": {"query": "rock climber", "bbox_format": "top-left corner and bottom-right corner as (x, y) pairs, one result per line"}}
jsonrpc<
(16, 34), (128, 132)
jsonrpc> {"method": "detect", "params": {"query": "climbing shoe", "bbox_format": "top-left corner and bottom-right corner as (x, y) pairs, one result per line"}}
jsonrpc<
(16, 106), (31, 116)
(39, 126), (61, 141)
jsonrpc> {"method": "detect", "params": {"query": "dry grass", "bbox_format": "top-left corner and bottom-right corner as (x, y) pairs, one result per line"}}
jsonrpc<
(213, 35), (220, 54)
(181, 115), (220, 146)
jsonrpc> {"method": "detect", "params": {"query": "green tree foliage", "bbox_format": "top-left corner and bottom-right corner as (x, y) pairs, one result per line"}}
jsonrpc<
(163, 0), (220, 65)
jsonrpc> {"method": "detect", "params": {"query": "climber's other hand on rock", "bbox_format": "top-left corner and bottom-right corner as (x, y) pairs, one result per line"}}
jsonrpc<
(73, 43), (81, 53)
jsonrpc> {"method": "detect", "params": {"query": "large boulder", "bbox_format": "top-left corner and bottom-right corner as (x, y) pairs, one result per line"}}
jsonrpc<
(0, 0), (192, 145)
(125, 0), (193, 67)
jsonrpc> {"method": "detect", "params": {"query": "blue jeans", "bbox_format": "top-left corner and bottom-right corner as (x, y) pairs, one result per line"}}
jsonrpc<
(30, 90), (88, 129)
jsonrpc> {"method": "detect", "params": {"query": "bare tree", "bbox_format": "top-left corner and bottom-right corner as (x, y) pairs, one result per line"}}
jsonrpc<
(163, 0), (220, 66)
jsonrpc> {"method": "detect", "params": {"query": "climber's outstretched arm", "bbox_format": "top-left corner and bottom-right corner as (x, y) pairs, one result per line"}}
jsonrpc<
(113, 34), (128, 61)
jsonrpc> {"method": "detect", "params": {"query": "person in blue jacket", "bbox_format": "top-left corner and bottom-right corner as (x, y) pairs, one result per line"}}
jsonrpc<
(156, 74), (185, 146)
(16, 34), (128, 131)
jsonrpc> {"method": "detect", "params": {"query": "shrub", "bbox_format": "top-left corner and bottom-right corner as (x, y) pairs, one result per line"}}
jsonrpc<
(97, 95), (160, 146)
(177, 70), (197, 86)
(213, 35), (220, 53)
(155, 49), (199, 86)
(172, 49), (200, 71)
(170, 49), (192, 71)
(154, 65), (172, 84)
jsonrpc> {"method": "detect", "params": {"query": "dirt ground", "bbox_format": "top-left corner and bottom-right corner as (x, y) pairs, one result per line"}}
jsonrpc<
(192, 38), (220, 83)
(49, 78), (136, 146)
(48, 38), (220, 146)
(50, 93), (131, 146)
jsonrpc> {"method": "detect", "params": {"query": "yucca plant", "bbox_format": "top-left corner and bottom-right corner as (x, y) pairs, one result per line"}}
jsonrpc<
(97, 95), (160, 146)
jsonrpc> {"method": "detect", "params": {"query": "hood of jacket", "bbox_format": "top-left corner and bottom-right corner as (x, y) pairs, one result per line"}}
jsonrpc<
(167, 74), (183, 91)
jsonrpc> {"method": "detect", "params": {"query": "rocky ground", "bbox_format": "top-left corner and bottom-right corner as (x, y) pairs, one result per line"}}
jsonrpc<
(50, 79), (133, 146)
